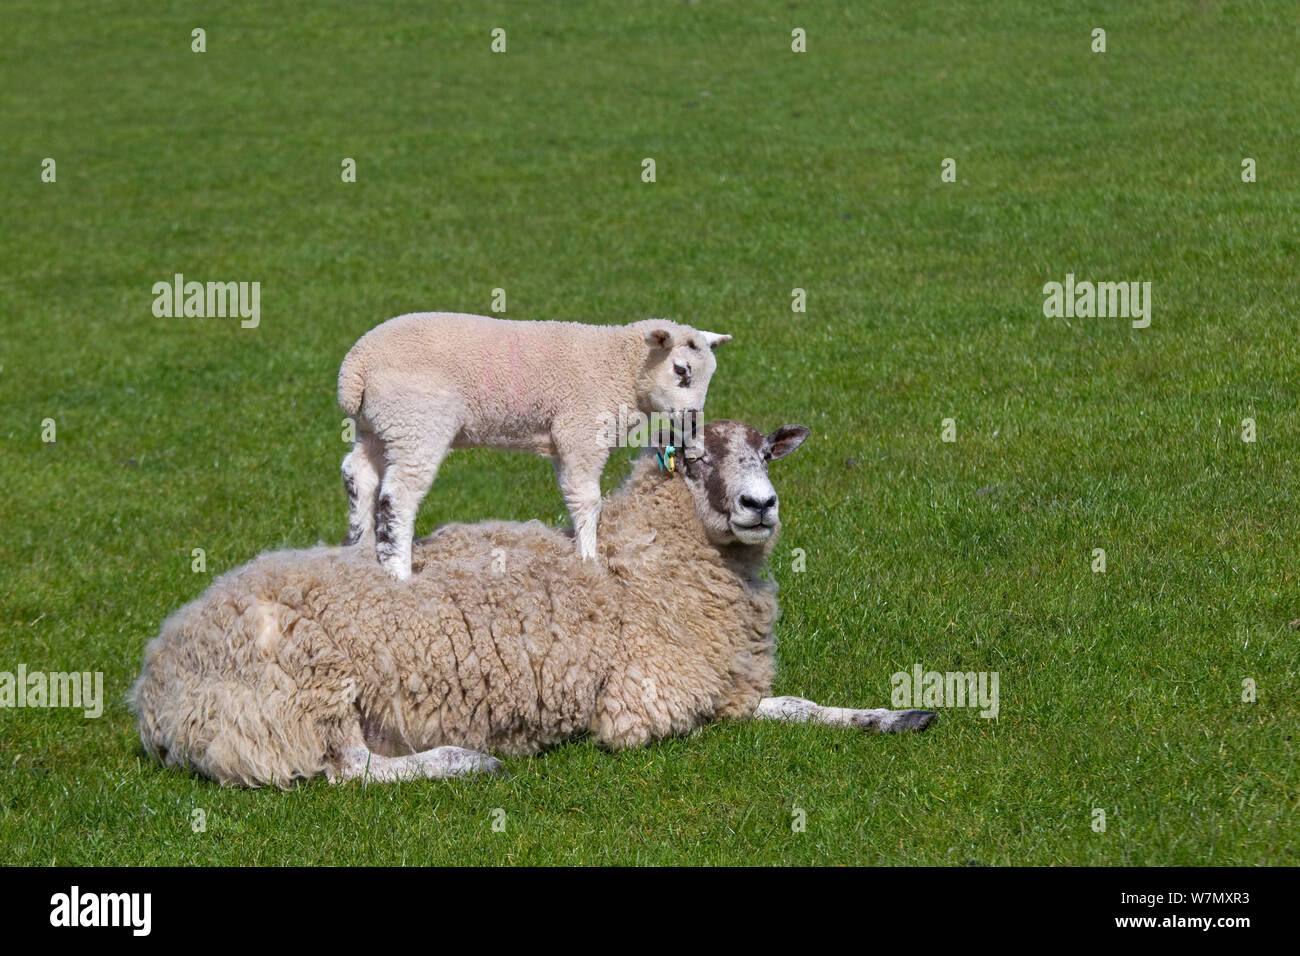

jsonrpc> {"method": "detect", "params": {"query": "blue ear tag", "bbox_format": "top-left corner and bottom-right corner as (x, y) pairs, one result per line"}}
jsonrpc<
(657, 445), (677, 472)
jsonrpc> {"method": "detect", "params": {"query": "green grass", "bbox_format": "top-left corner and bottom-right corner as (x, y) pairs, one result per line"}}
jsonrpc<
(1, 0), (1297, 865)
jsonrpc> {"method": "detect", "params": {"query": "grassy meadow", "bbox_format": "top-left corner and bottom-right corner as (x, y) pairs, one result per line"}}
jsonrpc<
(0, 1), (1296, 864)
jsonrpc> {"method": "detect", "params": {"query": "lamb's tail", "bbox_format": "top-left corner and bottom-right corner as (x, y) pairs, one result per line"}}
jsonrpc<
(338, 343), (368, 417)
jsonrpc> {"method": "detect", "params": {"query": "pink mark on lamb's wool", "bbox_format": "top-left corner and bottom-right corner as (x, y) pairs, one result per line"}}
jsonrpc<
(476, 332), (529, 416)
(505, 336), (528, 412)
(475, 331), (512, 397)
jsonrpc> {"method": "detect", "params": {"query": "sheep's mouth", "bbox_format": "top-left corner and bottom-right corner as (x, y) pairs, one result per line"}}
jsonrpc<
(729, 519), (774, 543)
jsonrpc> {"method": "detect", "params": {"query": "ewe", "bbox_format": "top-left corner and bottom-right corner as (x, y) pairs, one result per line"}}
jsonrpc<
(338, 312), (730, 578)
(131, 420), (934, 787)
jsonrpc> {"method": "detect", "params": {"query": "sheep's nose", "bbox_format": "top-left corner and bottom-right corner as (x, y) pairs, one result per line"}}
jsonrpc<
(739, 493), (777, 513)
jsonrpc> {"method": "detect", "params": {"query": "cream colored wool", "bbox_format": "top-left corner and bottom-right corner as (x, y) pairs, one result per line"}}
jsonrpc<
(131, 457), (776, 788)
(337, 311), (730, 577)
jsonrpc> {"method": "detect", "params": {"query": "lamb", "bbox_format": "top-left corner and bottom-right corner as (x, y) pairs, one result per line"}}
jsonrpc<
(130, 420), (935, 788)
(337, 311), (731, 579)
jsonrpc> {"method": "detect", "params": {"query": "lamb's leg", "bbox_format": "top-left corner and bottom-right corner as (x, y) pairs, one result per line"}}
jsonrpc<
(329, 744), (503, 784)
(341, 430), (385, 548)
(755, 695), (936, 733)
(374, 420), (458, 580)
(553, 448), (607, 560)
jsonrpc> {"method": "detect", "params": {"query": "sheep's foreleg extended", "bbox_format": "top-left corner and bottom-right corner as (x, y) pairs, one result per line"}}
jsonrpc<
(329, 745), (503, 784)
(755, 696), (935, 733)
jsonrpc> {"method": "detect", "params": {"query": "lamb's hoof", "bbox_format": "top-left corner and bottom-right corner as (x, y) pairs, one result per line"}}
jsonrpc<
(896, 710), (937, 732)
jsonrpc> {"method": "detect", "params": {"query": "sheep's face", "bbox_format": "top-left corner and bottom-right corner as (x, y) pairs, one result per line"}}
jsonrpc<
(679, 420), (810, 547)
(637, 324), (731, 419)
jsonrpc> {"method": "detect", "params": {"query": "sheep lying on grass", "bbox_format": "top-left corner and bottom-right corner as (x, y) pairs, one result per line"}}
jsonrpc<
(130, 420), (934, 788)
(338, 312), (731, 578)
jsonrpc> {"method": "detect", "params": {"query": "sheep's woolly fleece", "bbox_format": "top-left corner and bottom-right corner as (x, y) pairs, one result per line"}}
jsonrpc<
(130, 457), (778, 788)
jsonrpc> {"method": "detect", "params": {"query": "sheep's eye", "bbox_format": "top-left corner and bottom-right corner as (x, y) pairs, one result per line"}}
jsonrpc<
(673, 363), (688, 377)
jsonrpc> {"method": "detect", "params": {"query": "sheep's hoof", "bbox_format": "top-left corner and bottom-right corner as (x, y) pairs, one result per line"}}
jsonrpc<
(380, 562), (412, 581)
(895, 710), (937, 732)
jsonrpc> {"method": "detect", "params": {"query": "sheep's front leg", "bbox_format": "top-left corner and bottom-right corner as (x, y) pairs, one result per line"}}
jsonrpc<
(755, 696), (936, 733)
(553, 445), (608, 561)
(329, 745), (503, 784)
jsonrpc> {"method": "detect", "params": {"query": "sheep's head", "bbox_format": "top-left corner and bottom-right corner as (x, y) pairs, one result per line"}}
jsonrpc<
(676, 420), (810, 547)
(634, 321), (731, 419)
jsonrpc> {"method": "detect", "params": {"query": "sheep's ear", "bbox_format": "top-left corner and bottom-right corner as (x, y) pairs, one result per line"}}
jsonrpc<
(700, 331), (732, 350)
(762, 425), (810, 461)
(645, 328), (674, 350)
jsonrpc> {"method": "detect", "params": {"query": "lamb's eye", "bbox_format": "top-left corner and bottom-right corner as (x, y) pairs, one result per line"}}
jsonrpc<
(673, 363), (687, 377)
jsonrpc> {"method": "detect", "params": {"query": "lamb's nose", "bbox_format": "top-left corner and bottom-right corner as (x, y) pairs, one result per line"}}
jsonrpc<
(739, 493), (777, 513)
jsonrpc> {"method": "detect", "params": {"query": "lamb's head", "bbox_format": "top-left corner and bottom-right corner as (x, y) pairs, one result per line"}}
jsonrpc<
(634, 321), (731, 417)
(677, 420), (810, 547)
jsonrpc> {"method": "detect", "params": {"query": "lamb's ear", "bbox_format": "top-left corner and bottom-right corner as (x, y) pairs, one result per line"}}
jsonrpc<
(700, 331), (732, 350)
(762, 425), (810, 461)
(645, 328), (674, 350)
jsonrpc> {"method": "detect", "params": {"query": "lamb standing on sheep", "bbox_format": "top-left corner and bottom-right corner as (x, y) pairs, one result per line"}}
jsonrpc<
(130, 420), (935, 788)
(337, 312), (730, 579)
